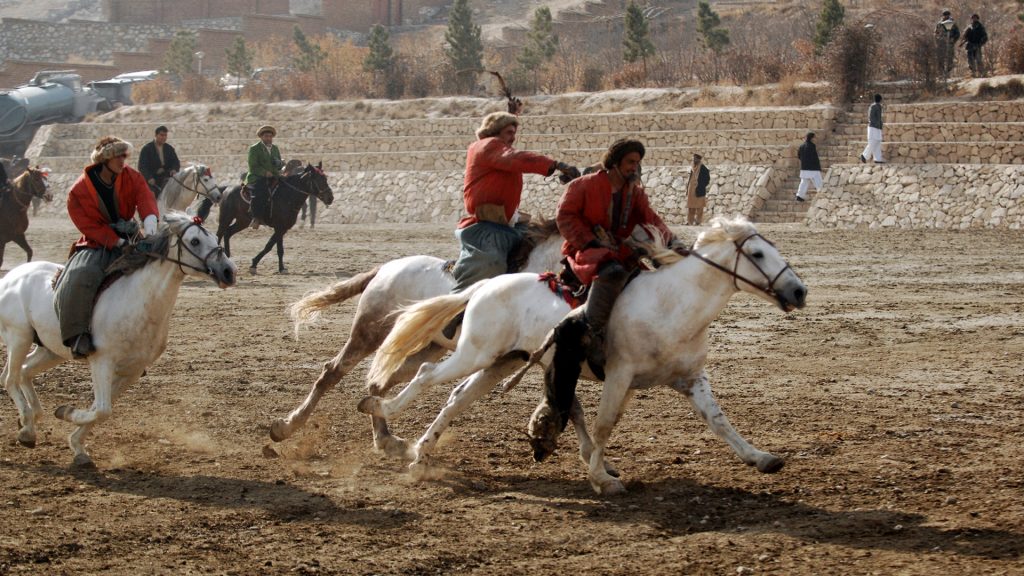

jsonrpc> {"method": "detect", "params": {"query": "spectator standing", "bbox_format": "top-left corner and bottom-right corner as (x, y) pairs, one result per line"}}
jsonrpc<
(795, 132), (822, 202)
(859, 94), (885, 164)
(685, 153), (710, 225)
(960, 14), (988, 77)
(137, 125), (180, 198)
(934, 10), (960, 77)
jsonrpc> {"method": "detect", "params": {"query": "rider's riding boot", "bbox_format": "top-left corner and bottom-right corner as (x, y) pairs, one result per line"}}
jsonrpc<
(441, 311), (464, 339)
(69, 333), (95, 359)
(579, 264), (628, 377)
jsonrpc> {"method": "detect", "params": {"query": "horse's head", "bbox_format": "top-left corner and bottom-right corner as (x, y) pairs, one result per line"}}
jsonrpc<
(17, 166), (51, 202)
(302, 162), (334, 206)
(691, 216), (807, 312)
(163, 212), (237, 288)
(192, 164), (223, 204)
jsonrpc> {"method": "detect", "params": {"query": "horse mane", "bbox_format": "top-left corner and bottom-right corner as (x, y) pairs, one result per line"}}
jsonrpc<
(104, 212), (194, 275)
(635, 216), (758, 269)
(507, 216), (559, 273)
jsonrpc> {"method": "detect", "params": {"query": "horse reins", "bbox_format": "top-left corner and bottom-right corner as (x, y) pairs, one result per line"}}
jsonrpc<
(137, 219), (226, 278)
(678, 233), (795, 303)
(273, 169), (329, 200)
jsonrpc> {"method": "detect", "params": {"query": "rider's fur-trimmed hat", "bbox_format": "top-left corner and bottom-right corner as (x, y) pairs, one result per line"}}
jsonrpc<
(257, 125), (277, 137)
(90, 136), (133, 164)
(476, 112), (519, 139)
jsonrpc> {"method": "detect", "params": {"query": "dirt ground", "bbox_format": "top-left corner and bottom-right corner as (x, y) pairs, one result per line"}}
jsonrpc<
(1, 215), (1022, 575)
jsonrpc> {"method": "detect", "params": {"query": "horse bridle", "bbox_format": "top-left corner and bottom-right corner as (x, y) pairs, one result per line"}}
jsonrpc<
(139, 219), (227, 278)
(169, 167), (219, 201)
(679, 233), (795, 302)
(274, 168), (330, 200)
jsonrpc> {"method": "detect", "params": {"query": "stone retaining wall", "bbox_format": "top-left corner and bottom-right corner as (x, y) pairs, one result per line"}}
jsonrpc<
(37, 165), (771, 227)
(333, 165), (770, 225)
(874, 101), (1024, 123)
(830, 142), (1024, 164)
(0, 18), (177, 63)
(806, 164), (1024, 229)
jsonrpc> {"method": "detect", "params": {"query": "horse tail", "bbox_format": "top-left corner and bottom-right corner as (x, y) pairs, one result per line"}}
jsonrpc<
(290, 266), (381, 337)
(366, 281), (486, 390)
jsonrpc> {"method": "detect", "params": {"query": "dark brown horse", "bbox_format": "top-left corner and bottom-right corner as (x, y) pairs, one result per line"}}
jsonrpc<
(0, 167), (51, 270)
(215, 162), (334, 274)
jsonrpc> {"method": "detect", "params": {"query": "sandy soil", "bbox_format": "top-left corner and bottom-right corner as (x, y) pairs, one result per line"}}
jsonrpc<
(1, 215), (1022, 575)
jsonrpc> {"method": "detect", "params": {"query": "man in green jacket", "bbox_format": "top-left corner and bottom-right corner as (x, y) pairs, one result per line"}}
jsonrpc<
(246, 125), (283, 228)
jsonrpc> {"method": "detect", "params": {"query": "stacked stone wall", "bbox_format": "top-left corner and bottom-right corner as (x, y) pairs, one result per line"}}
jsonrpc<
(0, 18), (176, 64)
(806, 165), (1024, 229)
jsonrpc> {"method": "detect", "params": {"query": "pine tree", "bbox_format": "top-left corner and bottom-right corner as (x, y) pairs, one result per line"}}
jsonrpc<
(623, 1), (655, 74)
(696, 1), (730, 54)
(292, 26), (326, 73)
(444, 0), (483, 91)
(518, 6), (559, 89)
(225, 36), (253, 95)
(162, 30), (198, 80)
(364, 24), (395, 72)
(813, 0), (846, 51)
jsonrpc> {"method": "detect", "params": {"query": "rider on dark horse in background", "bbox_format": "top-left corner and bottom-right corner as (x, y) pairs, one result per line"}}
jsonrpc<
(247, 125), (284, 230)
(137, 125), (180, 198)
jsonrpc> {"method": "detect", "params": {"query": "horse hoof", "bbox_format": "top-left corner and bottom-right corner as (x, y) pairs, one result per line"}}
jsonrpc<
(269, 419), (291, 442)
(16, 430), (36, 448)
(408, 461), (429, 482)
(278, 269), (288, 275)
(374, 435), (412, 460)
(356, 396), (382, 416)
(757, 455), (785, 474)
(54, 405), (73, 421)
(593, 477), (627, 496)
(249, 267), (258, 275)
(71, 454), (96, 469)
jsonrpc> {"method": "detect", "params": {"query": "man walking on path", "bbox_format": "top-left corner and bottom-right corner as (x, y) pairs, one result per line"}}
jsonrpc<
(859, 94), (884, 165)
(961, 14), (988, 77)
(935, 10), (960, 77)
(796, 132), (822, 202)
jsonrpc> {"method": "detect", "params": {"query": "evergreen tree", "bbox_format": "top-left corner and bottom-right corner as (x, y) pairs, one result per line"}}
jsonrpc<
(444, 0), (484, 91)
(696, 1), (730, 54)
(518, 7), (559, 89)
(813, 0), (846, 51)
(623, 1), (655, 73)
(225, 36), (253, 95)
(364, 24), (395, 72)
(162, 30), (197, 80)
(1018, 0), (1023, 22)
(292, 26), (326, 73)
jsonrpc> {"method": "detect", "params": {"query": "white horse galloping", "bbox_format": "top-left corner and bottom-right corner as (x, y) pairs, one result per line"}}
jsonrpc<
(0, 212), (237, 467)
(157, 164), (222, 216)
(268, 220), (565, 456)
(360, 217), (807, 495)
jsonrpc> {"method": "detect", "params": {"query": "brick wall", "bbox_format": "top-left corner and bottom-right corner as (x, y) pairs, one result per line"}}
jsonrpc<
(104, 0), (290, 24)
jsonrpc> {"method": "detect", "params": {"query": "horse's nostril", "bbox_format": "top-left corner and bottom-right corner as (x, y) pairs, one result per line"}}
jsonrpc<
(794, 288), (806, 302)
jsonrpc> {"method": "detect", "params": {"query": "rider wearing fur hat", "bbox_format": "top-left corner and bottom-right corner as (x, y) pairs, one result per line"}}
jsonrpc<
(55, 136), (159, 358)
(246, 125), (283, 228)
(451, 111), (579, 292)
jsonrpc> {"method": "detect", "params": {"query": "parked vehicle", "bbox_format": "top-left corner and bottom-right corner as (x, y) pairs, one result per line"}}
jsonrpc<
(0, 70), (147, 157)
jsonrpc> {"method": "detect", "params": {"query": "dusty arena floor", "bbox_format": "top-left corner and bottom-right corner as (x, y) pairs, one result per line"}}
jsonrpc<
(1, 216), (1022, 575)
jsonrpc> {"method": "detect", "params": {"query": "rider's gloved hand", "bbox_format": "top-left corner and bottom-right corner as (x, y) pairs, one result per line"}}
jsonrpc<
(555, 161), (581, 184)
(143, 215), (158, 237)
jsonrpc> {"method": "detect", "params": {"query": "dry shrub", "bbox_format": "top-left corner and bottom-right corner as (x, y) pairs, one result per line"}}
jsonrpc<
(976, 78), (1024, 100)
(608, 62), (649, 89)
(180, 75), (225, 102)
(130, 77), (175, 104)
(1002, 30), (1024, 74)
(822, 24), (876, 103)
(578, 65), (605, 92)
(883, 27), (941, 92)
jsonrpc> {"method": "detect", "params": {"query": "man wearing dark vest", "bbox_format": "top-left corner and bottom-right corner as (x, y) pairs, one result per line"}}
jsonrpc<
(137, 125), (180, 198)
(246, 125), (283, 229)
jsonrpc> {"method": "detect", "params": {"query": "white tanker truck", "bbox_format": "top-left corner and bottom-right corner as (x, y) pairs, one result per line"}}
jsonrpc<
(0, 70), (144, 157)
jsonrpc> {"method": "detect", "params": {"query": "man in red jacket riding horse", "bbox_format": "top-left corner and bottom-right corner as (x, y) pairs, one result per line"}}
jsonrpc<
(55, 136), (159, 358)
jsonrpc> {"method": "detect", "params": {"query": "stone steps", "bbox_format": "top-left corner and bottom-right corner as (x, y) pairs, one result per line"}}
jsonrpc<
(35, 145), (796, 174)
(34, 128), (813, 157)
